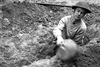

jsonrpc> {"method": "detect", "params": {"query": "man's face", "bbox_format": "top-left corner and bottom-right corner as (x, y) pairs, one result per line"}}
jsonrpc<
(74, 8), (86, 20)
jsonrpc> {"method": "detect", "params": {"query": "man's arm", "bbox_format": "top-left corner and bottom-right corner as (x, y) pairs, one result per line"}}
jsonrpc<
(53, 17), (66, 45)
(73, 20), (88, 46)
(73, 28), (86, 45)
(53, 18), (65, 38)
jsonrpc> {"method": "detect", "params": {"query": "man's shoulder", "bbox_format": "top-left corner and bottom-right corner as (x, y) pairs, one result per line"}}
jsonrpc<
(62, 15), (71, 19)
(61, 15), (71, 21)
(81, 19), (87, 30)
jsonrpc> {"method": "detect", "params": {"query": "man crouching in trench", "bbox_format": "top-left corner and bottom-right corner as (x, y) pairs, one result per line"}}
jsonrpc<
(52, 2), (92, 62)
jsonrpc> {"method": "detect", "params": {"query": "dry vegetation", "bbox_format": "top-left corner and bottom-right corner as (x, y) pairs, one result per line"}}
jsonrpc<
(0, 0), (100, 67)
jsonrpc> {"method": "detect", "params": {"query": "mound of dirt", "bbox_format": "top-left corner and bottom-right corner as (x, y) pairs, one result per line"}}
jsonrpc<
(76, 43), (100, 67)
(0, 1), (68, 67)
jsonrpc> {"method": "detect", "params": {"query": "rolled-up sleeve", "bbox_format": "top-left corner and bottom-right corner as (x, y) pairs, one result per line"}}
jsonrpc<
(53, 18), (66, 38)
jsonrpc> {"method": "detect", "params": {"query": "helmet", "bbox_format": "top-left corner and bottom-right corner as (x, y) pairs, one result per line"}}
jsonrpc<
(72, 2), (92, 13)
(56, 39), (78, 61)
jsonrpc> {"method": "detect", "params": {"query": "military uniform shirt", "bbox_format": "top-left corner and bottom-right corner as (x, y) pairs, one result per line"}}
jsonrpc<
(53, 15), (87, 45)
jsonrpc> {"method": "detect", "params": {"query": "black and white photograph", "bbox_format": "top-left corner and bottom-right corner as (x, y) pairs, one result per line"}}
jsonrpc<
(0, 0), (100, 67)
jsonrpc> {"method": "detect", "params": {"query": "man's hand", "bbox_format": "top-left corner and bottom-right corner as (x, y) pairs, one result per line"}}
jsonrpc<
(57, 36), (64, 46)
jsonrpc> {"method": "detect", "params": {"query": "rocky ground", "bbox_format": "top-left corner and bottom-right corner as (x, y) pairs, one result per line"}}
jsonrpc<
(0, 0), (100, 67)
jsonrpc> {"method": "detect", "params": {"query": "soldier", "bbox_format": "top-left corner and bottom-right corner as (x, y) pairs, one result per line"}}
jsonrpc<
(53, 2), (92, 60)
